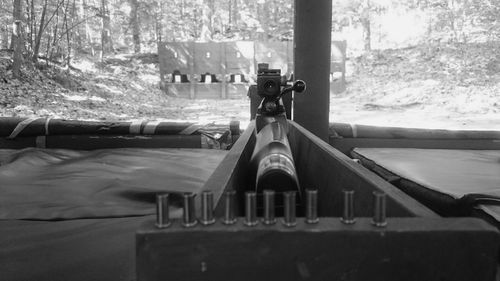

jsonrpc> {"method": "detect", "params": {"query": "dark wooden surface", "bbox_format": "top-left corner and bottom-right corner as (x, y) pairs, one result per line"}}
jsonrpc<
(293, 0), (332, 141)
(137, 217), (499, 281)
(204, 121), (256, 216)
(137, 121), (499, 281)
(289, 121), (437, 218)
(331, 137), (500, 155)
(200, 120), (438, 217)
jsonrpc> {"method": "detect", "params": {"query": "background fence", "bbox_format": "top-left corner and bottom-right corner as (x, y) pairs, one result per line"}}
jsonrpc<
(158, 41), (346, 99)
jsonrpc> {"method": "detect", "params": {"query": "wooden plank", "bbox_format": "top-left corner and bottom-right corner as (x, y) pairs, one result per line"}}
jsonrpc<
(165, 83), (191, 98)
(330, 137), (500, 155)
(288, 121), (437, 218)
(137, 217), (499, 281)
(194, 42), (223, 74)
(203, 122), (256, 216)
(224, 41), (254, 75)
(195, 83), (223, 99)
(158, 42), (192, 74)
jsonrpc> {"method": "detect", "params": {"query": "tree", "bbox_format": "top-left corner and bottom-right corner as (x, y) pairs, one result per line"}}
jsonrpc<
(0, 25), (8, 49)
(257, 0), (269, 41)
(200, 0), (214, 41)
(129, 0), (140, 53)
(360, 0), (371, 51)
(0, 0), (11, 49)
(100, 0), (113, 56)
(32, 0), (48, 62)
(12, 0), (23, 78)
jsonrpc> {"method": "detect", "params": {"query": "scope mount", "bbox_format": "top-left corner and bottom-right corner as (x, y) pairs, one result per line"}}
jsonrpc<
(255, 79), (306, 134)
(258, 80), (306, 116)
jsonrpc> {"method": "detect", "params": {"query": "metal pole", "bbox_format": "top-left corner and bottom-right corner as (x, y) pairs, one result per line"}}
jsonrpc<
(293, 0), (332, 141)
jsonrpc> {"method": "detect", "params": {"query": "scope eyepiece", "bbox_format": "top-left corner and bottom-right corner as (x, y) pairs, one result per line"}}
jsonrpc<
(257, 68), (282, 98)
(263, 80), (279, 95)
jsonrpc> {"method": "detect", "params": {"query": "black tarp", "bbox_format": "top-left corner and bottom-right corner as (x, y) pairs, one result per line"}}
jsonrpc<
(352, 148), (500, 217)
(0, 148), (227, 281)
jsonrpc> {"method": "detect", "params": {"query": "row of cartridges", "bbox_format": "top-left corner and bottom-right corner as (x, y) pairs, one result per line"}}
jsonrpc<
(154, 189), (389, 229)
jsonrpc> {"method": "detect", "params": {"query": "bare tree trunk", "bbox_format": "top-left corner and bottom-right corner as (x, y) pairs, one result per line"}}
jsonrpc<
(129, 0), (140, 53)
(49, 4), (60, 61)
(24, 0), (34, 53)
(200, 0), (213, 41)
(33, 0), (48, 62)
(63, 0), (72, 67)
(257, 0), (268, 41)
(80, 0), (94, 56)
(229, 0), (238, 28)
(178, 0), (185, 40)
(233, 0), (239, 26)
(1, 25), (9, 49)
(45, 31), (51, 65)
(228, 0), (231, 27)
(30, 0), (35, 51)
(100, 0), (113, 57)
(360, 0), (371, 52)
(155, 1), (163, 45)
(73, 0), (83, 51)
(12, 0), (23, 79)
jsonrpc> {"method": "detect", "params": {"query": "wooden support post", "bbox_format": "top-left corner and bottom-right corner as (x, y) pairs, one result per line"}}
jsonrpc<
(189, 43), (196, 99)
(221, 43), (227, 99)
(293, 0), (332, 141)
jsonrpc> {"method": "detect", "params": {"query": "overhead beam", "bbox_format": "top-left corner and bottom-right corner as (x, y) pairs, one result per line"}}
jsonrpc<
(293, 0), (332, 141)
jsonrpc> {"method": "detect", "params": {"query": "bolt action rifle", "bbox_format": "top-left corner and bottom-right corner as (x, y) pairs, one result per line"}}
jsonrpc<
(250, 65), (306, 198)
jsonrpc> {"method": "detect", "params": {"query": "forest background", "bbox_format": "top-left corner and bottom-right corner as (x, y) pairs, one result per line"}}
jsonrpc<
(0, 0), (499, 129)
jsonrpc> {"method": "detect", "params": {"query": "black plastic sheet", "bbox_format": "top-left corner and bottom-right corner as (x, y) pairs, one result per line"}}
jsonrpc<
(352, 148), (500, 218)
(0, 148), (226, 220)
(0, 148), (227, 281)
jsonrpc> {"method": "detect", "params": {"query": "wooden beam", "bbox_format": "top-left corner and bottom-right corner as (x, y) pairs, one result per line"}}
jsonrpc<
(137, 218), (499, 281)
(288, 121), (437, 218)
(293, 0), (332, 141)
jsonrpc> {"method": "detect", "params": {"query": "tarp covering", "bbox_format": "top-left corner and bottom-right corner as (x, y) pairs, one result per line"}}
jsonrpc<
(0, 148), (227, 220)
(0, 148), (227, 281)
(352, 148), (500, 218)
(352, 148), (500, 199)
